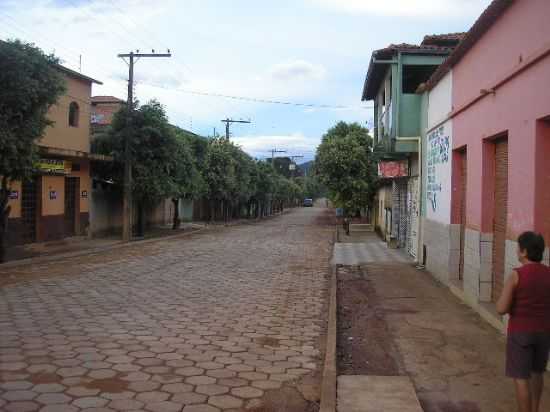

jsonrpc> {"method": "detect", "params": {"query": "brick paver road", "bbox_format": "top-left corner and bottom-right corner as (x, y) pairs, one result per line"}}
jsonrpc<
(0, 208), (332, 412)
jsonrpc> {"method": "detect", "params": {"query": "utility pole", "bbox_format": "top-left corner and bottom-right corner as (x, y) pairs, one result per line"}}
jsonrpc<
(221, 118), (251, 140)
(289, 155), (304, 178)
(269, 149), (287, 172)
(118, 50), (171, 242)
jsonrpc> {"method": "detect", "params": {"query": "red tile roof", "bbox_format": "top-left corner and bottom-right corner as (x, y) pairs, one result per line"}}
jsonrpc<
(91, 95), (125, 104)
(362, 42), (456, 100)
(421, 33), (466, 46)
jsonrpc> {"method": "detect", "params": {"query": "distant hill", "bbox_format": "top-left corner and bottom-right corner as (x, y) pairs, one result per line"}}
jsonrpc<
(299, 160), (314, 176)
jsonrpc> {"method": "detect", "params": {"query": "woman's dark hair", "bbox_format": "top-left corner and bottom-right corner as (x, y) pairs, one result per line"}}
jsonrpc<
(518, 231), (546, 262)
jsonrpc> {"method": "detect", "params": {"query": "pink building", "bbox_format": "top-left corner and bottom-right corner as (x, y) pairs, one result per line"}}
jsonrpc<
(426, 0), (550, 319)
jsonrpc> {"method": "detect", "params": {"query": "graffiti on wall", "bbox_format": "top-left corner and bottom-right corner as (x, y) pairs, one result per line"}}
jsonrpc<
(427, 125), (450, 212)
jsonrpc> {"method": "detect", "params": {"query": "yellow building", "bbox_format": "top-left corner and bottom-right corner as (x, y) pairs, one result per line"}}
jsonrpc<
(6, 65), (103, 244)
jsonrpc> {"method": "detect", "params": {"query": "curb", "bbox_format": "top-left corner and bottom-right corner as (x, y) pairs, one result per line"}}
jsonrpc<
(0, 210), (295, 269)
(0, 226), (207, 269)
(320, 229), (338, 412)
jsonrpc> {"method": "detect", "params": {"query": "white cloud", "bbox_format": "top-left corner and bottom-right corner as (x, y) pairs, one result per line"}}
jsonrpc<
(268, 60), (326, 82)
(309, 0), (488, 18)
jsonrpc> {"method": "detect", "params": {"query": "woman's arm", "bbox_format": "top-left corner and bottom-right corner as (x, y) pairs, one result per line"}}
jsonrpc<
(496, 270), (519, 315)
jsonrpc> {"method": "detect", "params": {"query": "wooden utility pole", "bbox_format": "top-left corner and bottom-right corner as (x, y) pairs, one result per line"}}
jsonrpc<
(118, 50), (171, 242)
(221, 118), (251, 140)
(289, 155), (304, 178)
(269, 149), (287, 172)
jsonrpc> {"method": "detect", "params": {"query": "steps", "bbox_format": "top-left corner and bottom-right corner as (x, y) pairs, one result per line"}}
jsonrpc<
(349, 223), (374, 232)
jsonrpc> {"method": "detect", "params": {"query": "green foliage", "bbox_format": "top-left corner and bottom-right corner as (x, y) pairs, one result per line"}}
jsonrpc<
(315, 121), (378, 212)
(0, 39), (66, 184)
(0, 39), (66, 261)
(295, 174), (326, 199)
(92, 101), (201, 205)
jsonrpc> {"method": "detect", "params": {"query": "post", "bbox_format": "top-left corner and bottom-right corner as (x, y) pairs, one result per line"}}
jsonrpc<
(118, 50), (171, 242)
(122, 52), (134, 242)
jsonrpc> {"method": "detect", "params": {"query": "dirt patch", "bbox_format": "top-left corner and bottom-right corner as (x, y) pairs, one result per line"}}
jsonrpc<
(313, 209), (337, 226)
(84, 377), (129, 393)
(255, 337), (280, 347)
(28, 372), (63, 384)
(336, 265), (404, 375)
(245, 386), (319, 412)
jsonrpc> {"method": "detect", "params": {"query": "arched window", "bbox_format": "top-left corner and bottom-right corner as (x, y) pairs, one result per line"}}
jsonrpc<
(68, 102), (79, 127)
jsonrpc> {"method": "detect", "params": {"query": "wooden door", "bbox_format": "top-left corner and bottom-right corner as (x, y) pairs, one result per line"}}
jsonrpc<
(458, 150), (467, 281)
(64, 177), (79, 236)
(492, 139), (508, 301)
(21, 178), (38, 243)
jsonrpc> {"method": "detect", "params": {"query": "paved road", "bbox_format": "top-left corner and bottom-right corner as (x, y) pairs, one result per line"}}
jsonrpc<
(0, 208), (332, 412)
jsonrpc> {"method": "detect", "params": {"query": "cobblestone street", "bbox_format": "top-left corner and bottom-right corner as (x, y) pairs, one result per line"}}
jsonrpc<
(0, 208), (332, 412)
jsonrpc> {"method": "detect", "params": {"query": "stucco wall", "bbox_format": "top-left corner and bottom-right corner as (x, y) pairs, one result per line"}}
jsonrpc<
(41, 175), (64, 216)
(422, 217), (461, 284)
(425, 120), (452, 224)
(41, 75), (92, 154)
(452, 0), (550, 241)
(428, 72), (452, 127)
(70, 161), (90, 214)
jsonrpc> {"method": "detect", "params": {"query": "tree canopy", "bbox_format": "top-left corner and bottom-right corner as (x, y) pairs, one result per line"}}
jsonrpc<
(314, 121), (378, 213)
(0, 40), (66, 261)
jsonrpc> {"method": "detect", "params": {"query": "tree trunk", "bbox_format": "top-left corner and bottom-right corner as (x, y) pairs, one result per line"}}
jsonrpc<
(136, 202), (145, 237)
(172, 198), (181, 230)
(0, 178), (12, 263)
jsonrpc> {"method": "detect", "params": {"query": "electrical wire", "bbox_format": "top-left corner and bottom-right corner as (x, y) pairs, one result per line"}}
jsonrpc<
(0, 12), (128, 98)
(140, 82), (373, 111)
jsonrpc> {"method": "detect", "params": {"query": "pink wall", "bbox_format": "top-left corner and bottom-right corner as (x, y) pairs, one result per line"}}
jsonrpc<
(452, 0), (550, 239)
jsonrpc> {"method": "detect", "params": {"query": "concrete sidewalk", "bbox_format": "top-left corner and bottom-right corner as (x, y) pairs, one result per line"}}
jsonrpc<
(336, 233), (550, 412)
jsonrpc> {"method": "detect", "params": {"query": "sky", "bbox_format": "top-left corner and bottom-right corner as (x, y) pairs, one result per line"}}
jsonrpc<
(1, 0), (492, 162)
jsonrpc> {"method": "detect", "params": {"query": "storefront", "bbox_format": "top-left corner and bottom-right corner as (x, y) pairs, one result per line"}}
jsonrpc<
(7, 155), (90, 245)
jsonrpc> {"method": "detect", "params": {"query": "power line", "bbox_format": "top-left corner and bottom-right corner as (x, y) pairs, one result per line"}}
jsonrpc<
(0, 12), (128, 98)
(141, 83), (373, 110)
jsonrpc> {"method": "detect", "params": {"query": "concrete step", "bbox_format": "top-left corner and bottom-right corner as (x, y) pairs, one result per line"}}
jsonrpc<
(349, 224), (374, 232)
(337, 375), (423, 412)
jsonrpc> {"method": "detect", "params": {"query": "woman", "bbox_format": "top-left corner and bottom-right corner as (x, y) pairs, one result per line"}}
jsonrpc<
(497, 231), (550, 412)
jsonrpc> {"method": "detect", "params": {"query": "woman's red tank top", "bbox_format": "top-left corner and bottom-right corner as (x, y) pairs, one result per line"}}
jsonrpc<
(508, 262), (550, 333)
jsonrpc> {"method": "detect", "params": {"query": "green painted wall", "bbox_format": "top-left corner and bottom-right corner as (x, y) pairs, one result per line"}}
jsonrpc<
(399, 94), (422, 137)
(419, 92), (429, 218)
(401, 55), (446, 66)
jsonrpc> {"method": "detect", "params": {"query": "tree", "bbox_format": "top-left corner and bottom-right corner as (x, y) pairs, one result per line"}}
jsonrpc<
(92, 100), (183, 236)
(315, 121), (378, 215)
(171, 128), (205, 229)
(296, 174), (326, 200)
(203, 138), (238, 222)
(0, 40), (66, 262)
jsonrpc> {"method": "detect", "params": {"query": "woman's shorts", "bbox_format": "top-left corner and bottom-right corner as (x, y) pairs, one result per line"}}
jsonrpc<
(506, 332), (550, 379)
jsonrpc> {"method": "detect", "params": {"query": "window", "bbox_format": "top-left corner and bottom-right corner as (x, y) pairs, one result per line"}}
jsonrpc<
(402, 65), (439, 93)
(69, 102), (79, 127)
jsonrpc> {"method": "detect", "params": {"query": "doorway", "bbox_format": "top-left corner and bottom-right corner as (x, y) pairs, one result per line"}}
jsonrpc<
(458, 149), (467, 281)
(64, 177), (80, 236)
(21, 178), (38, 243)
(492, 138), (508, 302)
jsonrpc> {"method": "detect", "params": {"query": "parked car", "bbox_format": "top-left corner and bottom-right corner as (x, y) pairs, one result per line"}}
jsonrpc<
(303, 198), (313, 207)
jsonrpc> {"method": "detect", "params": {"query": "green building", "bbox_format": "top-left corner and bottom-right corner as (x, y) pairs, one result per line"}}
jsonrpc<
(361, 34), (463, 259)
